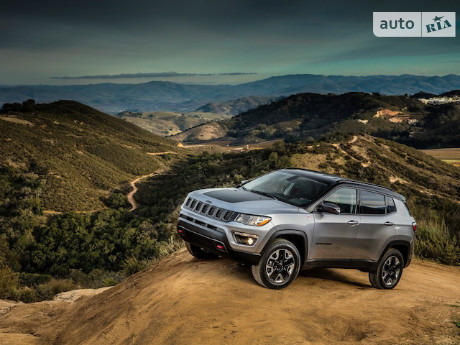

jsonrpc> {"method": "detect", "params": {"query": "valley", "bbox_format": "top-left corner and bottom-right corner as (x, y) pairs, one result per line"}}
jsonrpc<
(421, 147), (460, 167)
(118, 111), (229, 136)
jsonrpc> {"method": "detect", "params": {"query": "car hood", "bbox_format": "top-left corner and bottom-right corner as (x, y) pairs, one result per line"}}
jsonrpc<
(189, 188), (301, 215)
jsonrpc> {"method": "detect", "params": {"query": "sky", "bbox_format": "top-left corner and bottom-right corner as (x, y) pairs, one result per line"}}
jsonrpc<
(1, 0), (459, 85)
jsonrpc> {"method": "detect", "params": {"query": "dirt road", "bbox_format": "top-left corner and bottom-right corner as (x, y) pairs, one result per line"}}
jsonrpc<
(127, 172), (157, 211)
(1, 249), (458, 345)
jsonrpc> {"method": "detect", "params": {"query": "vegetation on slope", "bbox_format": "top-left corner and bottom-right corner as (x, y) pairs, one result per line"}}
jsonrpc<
(0, 99), (179, 211)
(175, 92), (460, 149)
(0, 100), (185, 301)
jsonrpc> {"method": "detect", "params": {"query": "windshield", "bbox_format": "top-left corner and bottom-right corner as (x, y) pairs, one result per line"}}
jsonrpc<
(242, 170), (331, 207)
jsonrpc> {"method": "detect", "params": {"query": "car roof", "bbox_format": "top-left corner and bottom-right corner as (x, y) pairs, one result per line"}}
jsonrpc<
(281, 168), (405, 201)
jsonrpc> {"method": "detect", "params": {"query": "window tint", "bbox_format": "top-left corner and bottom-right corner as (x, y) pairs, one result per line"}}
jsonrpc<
(324, 188), (357, 214)
(385, 196), (396, 213)
(359, 191), (385, 214)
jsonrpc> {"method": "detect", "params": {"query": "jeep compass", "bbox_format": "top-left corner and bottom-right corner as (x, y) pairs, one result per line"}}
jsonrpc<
(177, 169), (416, 289)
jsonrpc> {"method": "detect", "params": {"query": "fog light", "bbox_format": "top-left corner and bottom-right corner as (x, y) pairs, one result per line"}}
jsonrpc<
(233, 232), (258, 246)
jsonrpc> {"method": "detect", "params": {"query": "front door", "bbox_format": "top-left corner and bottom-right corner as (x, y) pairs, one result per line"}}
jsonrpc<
(311, 188), (359, 262)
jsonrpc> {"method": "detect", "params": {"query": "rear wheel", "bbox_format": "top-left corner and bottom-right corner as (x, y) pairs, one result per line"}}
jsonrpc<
(251, 239), (300, 289)
(369, 248), (404, 289)
(185, 242), (219, 260)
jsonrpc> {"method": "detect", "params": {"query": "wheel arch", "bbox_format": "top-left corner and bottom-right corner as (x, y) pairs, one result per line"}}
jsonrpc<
(262, 230), (308, 266)
(381, 240), (411, 268)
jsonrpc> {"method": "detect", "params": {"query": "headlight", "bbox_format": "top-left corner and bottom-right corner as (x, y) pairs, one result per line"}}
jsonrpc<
(235, 214), (271, 226)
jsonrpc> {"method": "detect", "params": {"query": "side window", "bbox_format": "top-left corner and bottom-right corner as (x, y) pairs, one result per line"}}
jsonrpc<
(324, 188), (357, 214)
(359, 191), (385, 214)
(394, 199), (411, 217)
(385, 196), (396, 213)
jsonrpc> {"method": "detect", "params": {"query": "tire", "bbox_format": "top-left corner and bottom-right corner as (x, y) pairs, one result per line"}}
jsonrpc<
(251, 239), (301, 289)
(185, 242), (219, 260)
(369, 248), (404, 289)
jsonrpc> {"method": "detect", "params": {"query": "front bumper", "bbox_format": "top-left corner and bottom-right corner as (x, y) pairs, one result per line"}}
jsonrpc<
(177, 217), (262, 265)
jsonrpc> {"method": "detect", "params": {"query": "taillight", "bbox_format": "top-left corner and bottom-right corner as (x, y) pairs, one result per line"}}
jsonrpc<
(412, 222), (417, 232)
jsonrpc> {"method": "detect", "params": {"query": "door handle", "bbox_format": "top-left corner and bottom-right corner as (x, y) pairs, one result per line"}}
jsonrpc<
(384, 221), (394, 226)
(347, 220), (359, 226)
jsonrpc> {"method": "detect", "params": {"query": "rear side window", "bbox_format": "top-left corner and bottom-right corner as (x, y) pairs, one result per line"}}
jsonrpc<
(359, 191), (385, 214)
(385, 197), (396, 213)
(324, 188), (357, 214)
(394, 199), (411, 217)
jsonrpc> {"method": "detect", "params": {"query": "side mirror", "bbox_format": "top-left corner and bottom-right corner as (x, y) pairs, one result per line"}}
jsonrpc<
(317, 202), (341, 214)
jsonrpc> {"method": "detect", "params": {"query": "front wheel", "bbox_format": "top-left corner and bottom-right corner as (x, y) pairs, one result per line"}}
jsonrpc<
(251, 239), (301, 289)
(369, 248), (404, 289)
(185, 242), (219, 260)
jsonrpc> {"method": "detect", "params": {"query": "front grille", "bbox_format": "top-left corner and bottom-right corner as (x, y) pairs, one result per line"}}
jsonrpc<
(184, 197), (235, 222)
(180, 214), (223, 232)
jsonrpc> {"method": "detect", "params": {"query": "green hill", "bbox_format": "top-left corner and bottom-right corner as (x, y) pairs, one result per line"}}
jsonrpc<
(0, 100), (179, 211)
(174, 92), (460, 148)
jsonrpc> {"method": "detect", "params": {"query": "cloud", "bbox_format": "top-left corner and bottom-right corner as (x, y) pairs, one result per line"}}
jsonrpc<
(52, 72), (258, 79)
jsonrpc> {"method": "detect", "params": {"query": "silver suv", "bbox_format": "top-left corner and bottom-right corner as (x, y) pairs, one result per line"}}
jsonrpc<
(177, 169), (416, 289)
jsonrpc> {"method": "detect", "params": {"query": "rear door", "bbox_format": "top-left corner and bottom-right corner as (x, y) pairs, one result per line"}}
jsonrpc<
(353, 190), (398, 261)
(311, 187), (360, 262)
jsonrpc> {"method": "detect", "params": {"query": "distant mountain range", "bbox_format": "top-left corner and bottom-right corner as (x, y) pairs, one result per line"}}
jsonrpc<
(1, 74), (460, 113)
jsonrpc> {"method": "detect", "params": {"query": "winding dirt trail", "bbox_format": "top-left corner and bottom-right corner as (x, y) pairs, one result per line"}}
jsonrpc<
(1, 250), (459, 345)
(127, 172), (157, 211)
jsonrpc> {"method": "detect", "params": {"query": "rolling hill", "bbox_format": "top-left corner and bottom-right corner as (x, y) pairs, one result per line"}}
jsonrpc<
(0, 100), (180, 211)
(195, 96), (279, 116)
(1, 74), (460, 113)
(117, 111), (229, 136)
(173, 91), (460, 148)
(116, 96), (280, 137)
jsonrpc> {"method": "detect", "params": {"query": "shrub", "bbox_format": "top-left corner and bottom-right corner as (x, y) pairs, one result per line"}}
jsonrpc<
(415, 218), (459, 265)
(0, 266), (19, 299)
(15, 287), (37, 303)
(123, 256), (150, 276)
(35, 278), (79, 301)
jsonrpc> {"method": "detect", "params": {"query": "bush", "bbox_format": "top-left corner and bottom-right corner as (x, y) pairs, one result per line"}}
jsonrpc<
(123, 256), (150, 276)
(15, 287), (37, 303)
(0, 266), (19, 299)
(35, 278), (79, 301)
(19, 272), (52, 287)
(415, 218), (459, 265)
